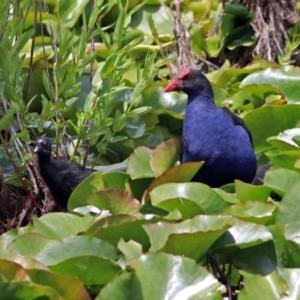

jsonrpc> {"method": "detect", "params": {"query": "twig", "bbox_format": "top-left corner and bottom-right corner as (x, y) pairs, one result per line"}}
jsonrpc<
(172, 0), (195, 70)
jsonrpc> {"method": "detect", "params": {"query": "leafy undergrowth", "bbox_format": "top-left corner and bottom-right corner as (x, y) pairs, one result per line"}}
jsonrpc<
(2, 0), (300, 298)
(2, 137), (300, 299)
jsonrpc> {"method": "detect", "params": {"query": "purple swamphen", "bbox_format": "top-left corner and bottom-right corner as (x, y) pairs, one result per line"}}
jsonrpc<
(34, 137), (93, 208)
(165, 68), (257, 187)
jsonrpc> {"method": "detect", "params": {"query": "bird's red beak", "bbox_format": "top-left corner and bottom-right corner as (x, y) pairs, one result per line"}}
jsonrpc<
(164, 79), (183, 92)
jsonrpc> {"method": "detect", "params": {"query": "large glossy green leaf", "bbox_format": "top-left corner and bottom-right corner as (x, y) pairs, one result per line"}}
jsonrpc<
(275, 180), (300, 243)
(0, 259), (27, 281)
(229, 219), (273, 246)
(130, 5), (174, 36)
(235, 180), (271, 202)
(0, 248), (46, 270)
(143, 162), (204, 202)
(150, 138), (181, 177)
(263, 168), (300, 196)
(68, 172), (105, 210)
(35, 236), (118, 266)
(143, 215), (234, 260)
(267, 128), (300, 150)
(150, 182), (229, 218)
(266, 150), (300, 171)
(129, 253), (225, 300)
(142, 86), (186, 116)
(96, 273), (143, 300)
(82, 215), (150, 249)
(55, 0), (89, 28)
(241, 68), (300, 102)
(243, 105), (300, 153)
(127, 146), (155, 179)
(7, 233), (55, 258)
(0, 282), (62, 300)
(239, 270), (287, 300)
(33, 213), (95, 240)
(27, 268), (90, 300)
(283, 268), (300, 298)
(213, 219), (273, 253)
(222, 201), (277, 225)
(102, 172), (130, 189)
(50, 255), (121, 285)
(230, 241), (277, 274)
(88, 189), (141, 215)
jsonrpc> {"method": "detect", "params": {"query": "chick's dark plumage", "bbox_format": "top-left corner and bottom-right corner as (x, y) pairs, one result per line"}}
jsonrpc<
(34, 137), (93, 208)
(165, 68), (257, 187)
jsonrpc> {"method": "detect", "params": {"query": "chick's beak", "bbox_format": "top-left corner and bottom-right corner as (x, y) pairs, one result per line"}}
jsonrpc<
(34, 145), (40, 153)
(164, 78), (183, 92)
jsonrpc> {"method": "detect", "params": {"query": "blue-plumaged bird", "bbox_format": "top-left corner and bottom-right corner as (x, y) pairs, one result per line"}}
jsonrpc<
(34, 137), (93, 208)
(164, 68), (257, 187)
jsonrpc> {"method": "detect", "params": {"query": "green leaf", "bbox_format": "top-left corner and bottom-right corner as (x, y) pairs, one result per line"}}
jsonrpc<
(283, 269), (300, 297)
(88, 189), (141, 215)
(102, 172), (129, 189)
(143, 215), (233, 261)
(50, 255), (121, 285)
(130, 5), (174, 36)
(96, 273), (143, 300)
(235, 180), (271, 202)
(127, 146), (155, 179)
(0, 248), (46, 270)
(0, 108), (15, 131)
(275, 180), (300, 242)
(266, 149), (300, 171)
(118, 239), (142, 261)
(213, 219), (273, 251)
(222, 201), (277, 225)
(150, 182), (229, 218)
(57, 0), (89, 28)
(35, 236), (118, 266)
(82, 215), (150, 249)
(113, 0), (126, 45)
(143, 162), (204, 202)
(12, 28), (35, 55)
(7, 233), (54, 258)
(142, 86), (186, 116)
(243, 104), (300, 153)
(33, 213), (95, 240)
(27, 269), (90, 299)
(239, 270), (286, 300)
(68, 172), (105, 210)
(241, 68), (300, 102)
(0, 282), (62, 300)
(229, 219), (273, 246)
(0, 259), (26, 281)
(150, 138), (181, 177)
(268, 128), (300, 149)
(129, 253), (225, 299)
(231, 241), (276, 274)
(263, 168), (300, 196)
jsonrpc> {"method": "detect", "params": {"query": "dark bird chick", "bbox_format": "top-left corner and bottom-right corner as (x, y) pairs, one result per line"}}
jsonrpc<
(34, 137), (93, 208)
(165, 68), (257, 187)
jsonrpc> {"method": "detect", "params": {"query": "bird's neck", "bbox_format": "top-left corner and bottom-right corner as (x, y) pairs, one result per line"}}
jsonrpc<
(186, 89), (216, 110)
(37, 154), (52, 167)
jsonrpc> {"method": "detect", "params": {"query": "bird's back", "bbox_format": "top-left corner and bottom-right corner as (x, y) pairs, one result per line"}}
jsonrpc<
(38, 158), (93, 207)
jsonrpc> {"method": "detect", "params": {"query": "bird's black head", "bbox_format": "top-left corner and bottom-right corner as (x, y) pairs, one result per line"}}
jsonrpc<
(34, 137), (52, 157)
(164, 68), (212, 96)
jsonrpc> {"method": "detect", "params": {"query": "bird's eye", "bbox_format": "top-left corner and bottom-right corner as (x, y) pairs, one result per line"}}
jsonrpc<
(185, 75), (192, 81)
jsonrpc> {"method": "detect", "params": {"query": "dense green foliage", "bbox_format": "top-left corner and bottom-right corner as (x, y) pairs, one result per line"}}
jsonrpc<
(1, 0), (300, 299)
